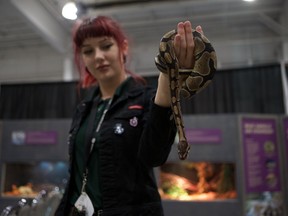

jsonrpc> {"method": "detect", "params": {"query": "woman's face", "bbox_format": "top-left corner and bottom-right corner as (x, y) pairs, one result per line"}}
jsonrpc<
(80, 36), (127, 84)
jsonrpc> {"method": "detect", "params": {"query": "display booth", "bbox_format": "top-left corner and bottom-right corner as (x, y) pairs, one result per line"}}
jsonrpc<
(279, 116), (288, 211)
(0, 119), (71, 212)
(159, 114), (287, 216)
(0, 116), (287, 215)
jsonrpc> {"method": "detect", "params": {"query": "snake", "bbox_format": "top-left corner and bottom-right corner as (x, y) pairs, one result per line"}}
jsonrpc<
(155, 29), (217, 160)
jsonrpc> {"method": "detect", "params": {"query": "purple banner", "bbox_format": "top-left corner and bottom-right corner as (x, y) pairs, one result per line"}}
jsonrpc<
(283, 118), (288, 172)
(12, 131), (58, 145)
(185, 128), (222, 144)
(241, 117), (281, 193)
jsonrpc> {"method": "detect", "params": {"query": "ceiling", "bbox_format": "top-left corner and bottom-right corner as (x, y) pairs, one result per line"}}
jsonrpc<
(0, 0), (287, 76)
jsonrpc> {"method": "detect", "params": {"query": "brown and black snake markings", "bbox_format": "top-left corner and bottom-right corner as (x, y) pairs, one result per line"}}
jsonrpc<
(155, 29), (217, 160)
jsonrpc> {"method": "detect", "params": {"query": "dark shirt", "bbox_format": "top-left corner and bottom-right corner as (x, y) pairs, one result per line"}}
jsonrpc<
(70, 79), (129, 210)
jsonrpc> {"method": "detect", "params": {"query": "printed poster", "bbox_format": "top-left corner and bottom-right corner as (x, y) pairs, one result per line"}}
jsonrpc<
(282, 118), (288, 172)
(241, 117), (284, 216)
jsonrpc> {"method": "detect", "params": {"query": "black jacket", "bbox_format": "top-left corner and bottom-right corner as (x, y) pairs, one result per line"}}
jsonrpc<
(55, 77), (176, 216)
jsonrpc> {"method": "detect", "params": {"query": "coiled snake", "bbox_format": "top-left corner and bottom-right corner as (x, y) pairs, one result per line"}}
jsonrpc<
(155, 29), (217, 160)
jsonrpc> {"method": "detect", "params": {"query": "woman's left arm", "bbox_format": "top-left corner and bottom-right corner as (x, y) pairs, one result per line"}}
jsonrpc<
(139, 21), (204, 167)
(138, 100), (176, 167)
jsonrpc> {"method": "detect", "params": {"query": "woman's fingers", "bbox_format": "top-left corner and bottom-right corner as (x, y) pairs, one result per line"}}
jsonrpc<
(184, 21), (194, 68)
(196, 25), (204, 34)
(173, 21), (195, 69)
(177, 22), (187, 63)
(173, 33), (181, 58)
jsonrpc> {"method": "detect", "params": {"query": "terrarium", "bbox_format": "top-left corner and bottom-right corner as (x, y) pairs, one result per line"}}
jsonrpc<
(159, 161), (237, 201)
(1, 161), (68, 198)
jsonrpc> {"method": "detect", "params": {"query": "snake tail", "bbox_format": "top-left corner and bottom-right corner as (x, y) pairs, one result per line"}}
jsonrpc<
(178, 140), (190, 160)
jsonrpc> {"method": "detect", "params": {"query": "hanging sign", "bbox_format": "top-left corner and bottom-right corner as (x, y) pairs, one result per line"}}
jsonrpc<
(11, 130), (58, 145)
(185, 128), (222, 144)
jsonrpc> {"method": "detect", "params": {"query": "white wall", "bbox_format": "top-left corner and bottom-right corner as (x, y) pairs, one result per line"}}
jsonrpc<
(131, 40), (282, 76)
(0, 46), (65, 84)
(0, 39), (284, 84)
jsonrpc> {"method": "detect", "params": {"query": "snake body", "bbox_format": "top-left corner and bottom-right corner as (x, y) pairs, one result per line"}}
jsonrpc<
(155, 29), (217, 160)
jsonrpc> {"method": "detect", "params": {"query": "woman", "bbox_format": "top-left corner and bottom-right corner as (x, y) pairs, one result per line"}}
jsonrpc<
(55, 16), (201, 216)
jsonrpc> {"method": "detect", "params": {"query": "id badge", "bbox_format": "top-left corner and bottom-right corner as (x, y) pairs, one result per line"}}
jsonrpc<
(74, 192), (94, 216)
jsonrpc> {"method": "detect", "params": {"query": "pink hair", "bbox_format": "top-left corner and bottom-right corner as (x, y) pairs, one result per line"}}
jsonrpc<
(72, 16), (145, 88)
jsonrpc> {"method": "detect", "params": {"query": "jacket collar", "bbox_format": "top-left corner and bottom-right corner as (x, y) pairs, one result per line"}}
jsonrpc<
(77, 77), (146, 111)
(83, 77), (145, 103)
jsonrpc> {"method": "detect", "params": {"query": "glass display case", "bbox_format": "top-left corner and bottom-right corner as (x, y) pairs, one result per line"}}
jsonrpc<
(1, 161), (68, 198)
(159, 161), (236, 201)
(0, 120), (71, 212)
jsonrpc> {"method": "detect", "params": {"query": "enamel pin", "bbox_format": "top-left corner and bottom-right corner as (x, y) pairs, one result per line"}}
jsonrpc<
(129, 117), (138, 127)
(114, 123), (124, 135)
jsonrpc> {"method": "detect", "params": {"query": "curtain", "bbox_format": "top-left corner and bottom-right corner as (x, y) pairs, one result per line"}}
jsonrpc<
(147, 63), (284, 114)
(0, 64), (284, 119)
(0, 82), (80, 119)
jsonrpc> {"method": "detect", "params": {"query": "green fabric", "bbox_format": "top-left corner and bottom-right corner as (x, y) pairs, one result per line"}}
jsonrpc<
(70, 99), (108, 209)
(70, 77), (130, 209)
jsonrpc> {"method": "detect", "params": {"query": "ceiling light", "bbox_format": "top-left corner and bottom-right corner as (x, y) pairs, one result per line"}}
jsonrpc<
(243, 0), (255, 2)
(62, 2), (78, 20)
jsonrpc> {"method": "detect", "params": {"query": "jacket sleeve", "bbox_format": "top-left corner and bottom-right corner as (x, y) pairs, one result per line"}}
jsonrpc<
(138, 100), (177, 167)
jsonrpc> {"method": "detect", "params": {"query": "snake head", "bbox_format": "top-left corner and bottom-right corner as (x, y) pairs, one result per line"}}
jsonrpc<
(178, 141), (190, 160)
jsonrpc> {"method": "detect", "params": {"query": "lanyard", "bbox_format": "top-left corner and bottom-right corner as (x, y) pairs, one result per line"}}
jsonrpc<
(89, 98), (112, 153)
(81, 97), (113, 193)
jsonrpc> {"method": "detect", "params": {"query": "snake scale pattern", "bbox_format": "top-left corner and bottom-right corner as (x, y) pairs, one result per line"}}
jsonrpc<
(155, 29), (217, 160)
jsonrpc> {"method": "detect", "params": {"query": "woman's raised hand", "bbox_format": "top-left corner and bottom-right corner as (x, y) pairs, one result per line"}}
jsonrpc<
(173, 21), (203, 69)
